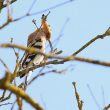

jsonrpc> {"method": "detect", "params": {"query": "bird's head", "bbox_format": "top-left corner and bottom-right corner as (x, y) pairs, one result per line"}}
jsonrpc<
(41, 12), (52, 41)
(40, 12), (53, 52)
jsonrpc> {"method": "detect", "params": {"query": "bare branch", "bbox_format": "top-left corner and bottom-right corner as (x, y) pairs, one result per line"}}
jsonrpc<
(0, 102), (12, 107)
(0, 90), (6, 101)
(0, 1), (4, 11)
(52, 18), (70, 48)
(30, 0), (75, 16)
(0, 91), (12, 102)
(0, 58), (10, 72)
(72, 82), (83, 110)
(0, 0), (13, 29)
(87, 84), (102, 110)
(28, 69), (67, 86)
(0, 0), (74, 29)
(16, 96), (22, 110)
(11, 99), (17, 110)
(1, 43), (110, 77)
(27, 0), (38, 14)
(7, 0), (12, 21)
(0, 75), (44, 110)
(73, 27), (110, 55)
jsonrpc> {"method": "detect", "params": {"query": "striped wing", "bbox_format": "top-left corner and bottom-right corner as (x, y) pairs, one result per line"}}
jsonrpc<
(19, 30), (47, 78)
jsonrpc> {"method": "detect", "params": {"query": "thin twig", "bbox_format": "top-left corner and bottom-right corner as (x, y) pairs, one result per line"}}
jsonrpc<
(10, 38), (19, 61)
(28, 69), (67, 86)
(0, 0), (74, 29)
(87, 84), (102, 110)
(72, 82), (83, 110)
(73, 27), (110, 56)
(0, 92), (12, 102)
(0, 90), (6, 101)
(1, 43), (110, 76)
(27, 0), (38, 14)
(0, 58), (10, 72)
(10, 37), (19, 85)
(52, 18), (70, 48)
(30, 0), (75, 16)
(0, 0), (12, 29)
(0, 102), (12, 106)
(7, 0), (12, 21)
(101, 86), (105, 107)
(11, 99), (17, 110)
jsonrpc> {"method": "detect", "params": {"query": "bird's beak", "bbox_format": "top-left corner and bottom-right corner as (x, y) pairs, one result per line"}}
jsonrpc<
(48, 39), (53, 52)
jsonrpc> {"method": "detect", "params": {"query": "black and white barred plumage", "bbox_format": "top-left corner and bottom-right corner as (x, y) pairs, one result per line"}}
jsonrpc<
(19, 29), (47, 78)
(18, 13), (52, 81)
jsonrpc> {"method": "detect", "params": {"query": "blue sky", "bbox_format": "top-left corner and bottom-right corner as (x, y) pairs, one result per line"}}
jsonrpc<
(0, 0), (110, 110)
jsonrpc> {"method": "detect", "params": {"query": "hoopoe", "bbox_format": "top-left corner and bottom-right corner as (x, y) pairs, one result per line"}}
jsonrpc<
(18, 13), (52, 83)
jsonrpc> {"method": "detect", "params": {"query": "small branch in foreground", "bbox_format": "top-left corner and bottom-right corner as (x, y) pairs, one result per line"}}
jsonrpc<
(72, 82), (83, 110)
(101, 86), (105, 107)
(1, 43), (110, 68)
(28, 69), (67, 86)
(30, 0), (75, 16)
(52, 18), (70, 48)
(0, 74), (44, 110)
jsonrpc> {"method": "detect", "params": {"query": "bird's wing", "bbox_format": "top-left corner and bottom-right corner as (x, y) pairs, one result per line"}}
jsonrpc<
(19, 30), (47, 78)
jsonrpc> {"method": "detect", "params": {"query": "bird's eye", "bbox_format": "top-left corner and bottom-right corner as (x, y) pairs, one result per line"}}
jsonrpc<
(42, 14), (45, 19)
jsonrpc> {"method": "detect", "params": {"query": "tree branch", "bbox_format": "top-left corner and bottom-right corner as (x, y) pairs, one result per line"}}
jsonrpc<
(72, 82), (83, 110)
(73, 27), (110, 55)
(1, 43), (110, 76)
(0, 0), (74, 29)
(0, 75), (44, 110)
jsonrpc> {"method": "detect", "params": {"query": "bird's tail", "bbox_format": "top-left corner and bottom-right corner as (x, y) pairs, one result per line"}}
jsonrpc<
(24, 71), (32, 85)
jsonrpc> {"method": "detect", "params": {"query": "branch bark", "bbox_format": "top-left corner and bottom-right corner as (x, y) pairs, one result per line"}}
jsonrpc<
(1, 43), (110, 76)
(73, 27), (110, 55)
(72, 82), (83, 110)
(0, 76), (44, 110)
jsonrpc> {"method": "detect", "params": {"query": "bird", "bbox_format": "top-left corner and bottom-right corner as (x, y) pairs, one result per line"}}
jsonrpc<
(18, 12), (53, 84)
